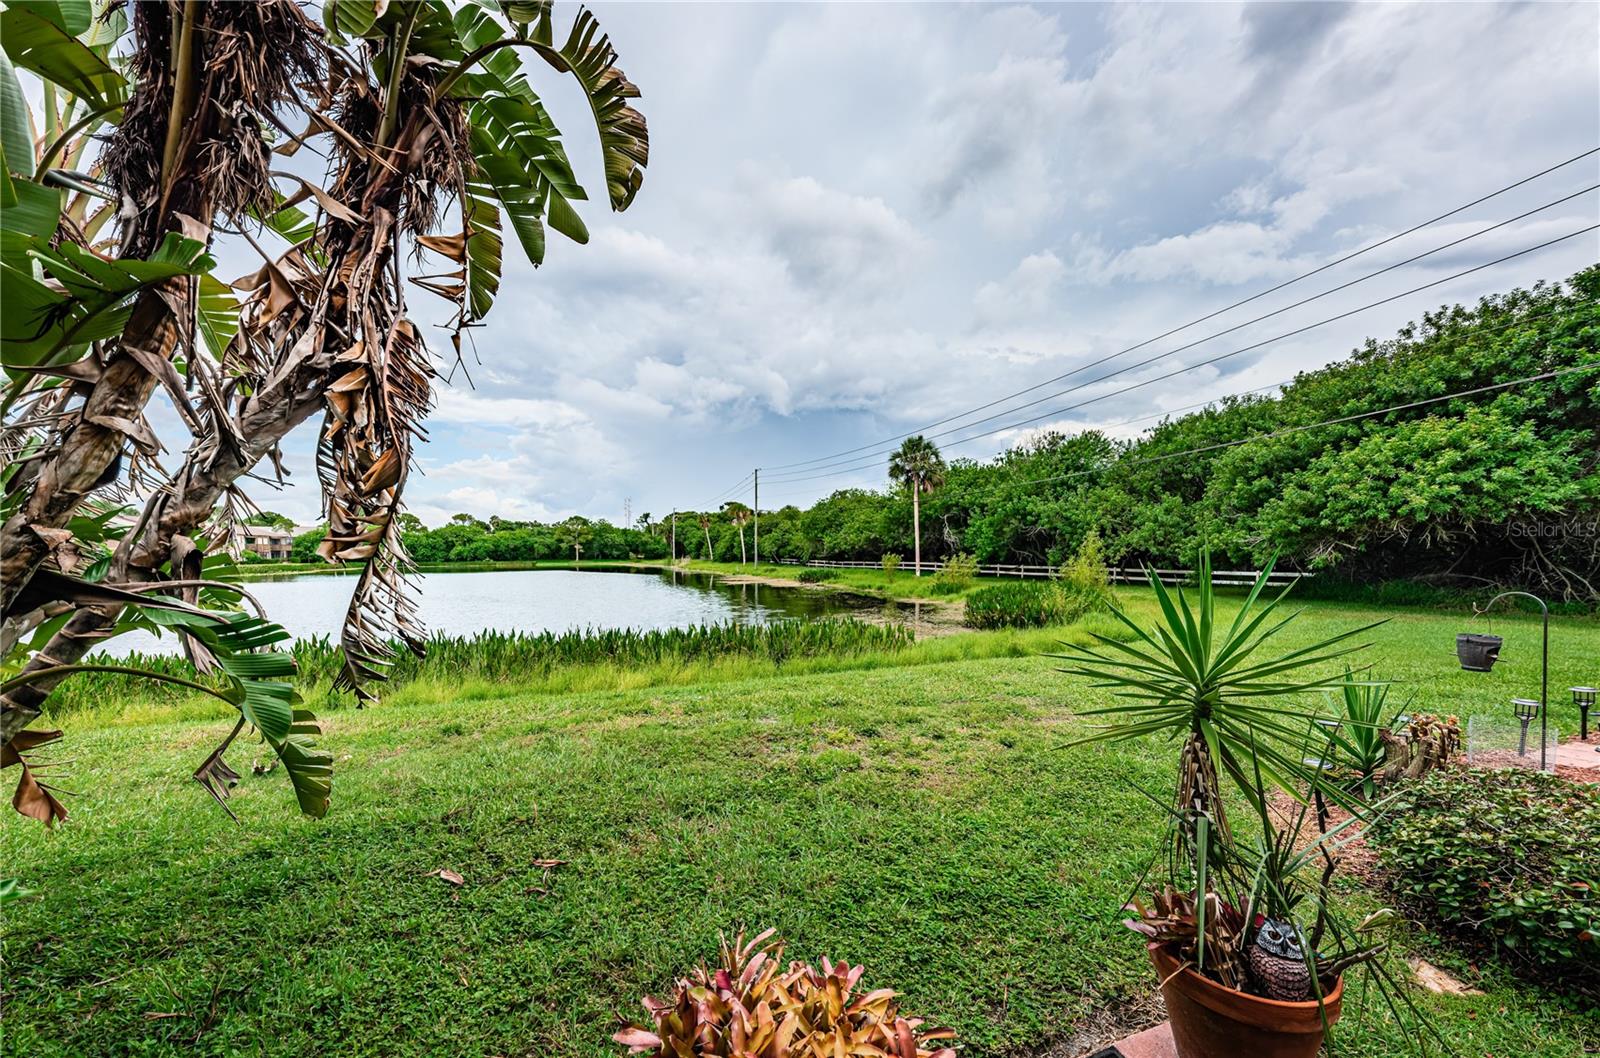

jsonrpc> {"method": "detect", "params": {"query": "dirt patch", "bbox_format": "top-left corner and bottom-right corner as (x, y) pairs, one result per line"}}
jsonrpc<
(1408, 957), (1483, 995)
(1019, 990), (1165, 1058)
(1265, 789), (1380, 886)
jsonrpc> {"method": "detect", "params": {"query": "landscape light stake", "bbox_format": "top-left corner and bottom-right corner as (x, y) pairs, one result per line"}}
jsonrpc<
(1460, 591), (1550, 770)
(1572, 686), (1596, 744)
(1512, 698), (1540, 757)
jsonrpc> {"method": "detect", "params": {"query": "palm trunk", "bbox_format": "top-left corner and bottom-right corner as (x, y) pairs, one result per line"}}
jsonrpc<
(739, 527), (747, 564)
(704, 527), (714, 560)
(912, 488), (922, 576)
(0, 371), (329, 742)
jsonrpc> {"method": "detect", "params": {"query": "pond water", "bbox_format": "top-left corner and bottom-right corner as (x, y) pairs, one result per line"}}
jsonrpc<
(107, 567), (916, 655)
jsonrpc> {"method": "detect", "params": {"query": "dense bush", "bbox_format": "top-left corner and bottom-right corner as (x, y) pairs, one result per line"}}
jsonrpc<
(963, 581), (1106, 629)
(1372, 768), (1599, 992)
(796, 568), (836, 583)
(930, 553), (978, 595)
(881, 553), (900, 574)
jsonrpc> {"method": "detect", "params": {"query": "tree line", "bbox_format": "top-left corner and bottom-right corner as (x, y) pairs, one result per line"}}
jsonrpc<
(678, 269), (1600, 601)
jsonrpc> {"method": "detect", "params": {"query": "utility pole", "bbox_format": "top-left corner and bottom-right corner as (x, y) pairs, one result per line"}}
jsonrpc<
(753, 469), (759, 565)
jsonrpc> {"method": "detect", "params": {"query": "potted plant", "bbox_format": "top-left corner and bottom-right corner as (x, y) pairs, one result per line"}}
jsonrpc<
(1057, 552), (1431, 1057)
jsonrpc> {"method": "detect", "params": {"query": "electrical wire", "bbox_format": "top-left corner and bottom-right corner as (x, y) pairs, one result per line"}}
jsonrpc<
(758, 146), (1600, 473)
(760, 223), (1599, 485)
(762, 185), (1597, 482)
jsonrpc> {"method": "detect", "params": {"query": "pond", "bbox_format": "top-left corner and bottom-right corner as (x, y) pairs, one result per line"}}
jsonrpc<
(107, 567), (922, 655)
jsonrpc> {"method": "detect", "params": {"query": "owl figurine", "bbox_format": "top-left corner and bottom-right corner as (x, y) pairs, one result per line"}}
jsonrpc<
(1247, 918), (1312, 1001)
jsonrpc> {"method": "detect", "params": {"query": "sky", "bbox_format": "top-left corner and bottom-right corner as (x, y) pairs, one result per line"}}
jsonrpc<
(249, 1), (1600, 529)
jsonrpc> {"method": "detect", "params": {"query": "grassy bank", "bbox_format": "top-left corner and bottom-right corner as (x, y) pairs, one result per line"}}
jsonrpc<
(682, 559), (997, 601)
(4, 593), (1598, 1056)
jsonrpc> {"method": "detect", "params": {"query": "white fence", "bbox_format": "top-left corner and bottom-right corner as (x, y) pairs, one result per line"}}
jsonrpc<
(773, 557), (1308, 587)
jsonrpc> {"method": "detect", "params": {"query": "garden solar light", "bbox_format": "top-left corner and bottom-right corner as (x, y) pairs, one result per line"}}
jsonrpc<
(1512, 698), (1540, 757)
(1572, 686), (1596, 742)
(1462, 591), (1550, 770)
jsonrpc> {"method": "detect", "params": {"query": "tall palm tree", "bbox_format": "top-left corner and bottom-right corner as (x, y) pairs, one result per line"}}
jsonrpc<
(723, 501), (752, 564)
(888, 436), (946, 576)
(698, 514), (715, 560)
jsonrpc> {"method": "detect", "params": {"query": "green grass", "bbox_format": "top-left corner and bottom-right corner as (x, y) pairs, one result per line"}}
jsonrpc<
(3, 592), (1598, 1057)
(684, 560), (1000, 601)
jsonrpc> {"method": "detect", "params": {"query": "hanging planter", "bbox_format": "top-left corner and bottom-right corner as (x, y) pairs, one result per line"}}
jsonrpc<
(1455, 632), (1503, 672)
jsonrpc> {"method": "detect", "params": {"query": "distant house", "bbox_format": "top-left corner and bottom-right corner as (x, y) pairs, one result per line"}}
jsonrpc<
(233, 525), (294, 560)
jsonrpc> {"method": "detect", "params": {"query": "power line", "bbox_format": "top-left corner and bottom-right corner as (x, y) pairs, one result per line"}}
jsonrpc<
(696, 470), (753, 512)
(759, 146), (1600, 473)
(763, 185), (1597, 482)
(1011, 358), (1600, 492)
(760, 223), (1599, 485)
(762, 191), (1599, 482)
(756, 319), (1593, 508)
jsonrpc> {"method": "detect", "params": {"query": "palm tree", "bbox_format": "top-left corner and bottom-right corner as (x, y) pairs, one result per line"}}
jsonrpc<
(888, 436), (946, 576)
(636, 512), (653, 536)
(722, 501), (752, 564)
(698, 514), (715, 560)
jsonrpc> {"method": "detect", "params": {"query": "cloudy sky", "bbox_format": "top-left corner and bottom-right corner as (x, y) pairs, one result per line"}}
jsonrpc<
(260, 1), (1599, 528)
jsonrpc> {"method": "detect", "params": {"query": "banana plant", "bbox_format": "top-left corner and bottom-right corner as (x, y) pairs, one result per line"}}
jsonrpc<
(1, 0), (649, 825)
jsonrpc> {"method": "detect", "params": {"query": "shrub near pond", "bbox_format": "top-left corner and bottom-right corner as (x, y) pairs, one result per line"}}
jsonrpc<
(964, 581), (1108, 629)
(796, 568), (837, 583)
(1372, 767), (1600, 992)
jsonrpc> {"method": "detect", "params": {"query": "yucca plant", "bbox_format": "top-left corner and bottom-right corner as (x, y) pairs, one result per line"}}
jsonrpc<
(1325, 668), (1399, 798)
(1056, 550), (1382, 849)
(614, 928), (956, 1058)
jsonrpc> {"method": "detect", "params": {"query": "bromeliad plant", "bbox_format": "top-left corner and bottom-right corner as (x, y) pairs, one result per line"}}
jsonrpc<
(614, 928), (956, 1058)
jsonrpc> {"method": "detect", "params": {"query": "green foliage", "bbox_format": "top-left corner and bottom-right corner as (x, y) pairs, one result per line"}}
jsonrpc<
(880, 553), (900, 574)
(290, 526), (326, 564)
(1056, 551), (1380, 823)
(796, 568), (836, 584)
(1059, 529), (1112, 605)
(47, 619), (915, 714)
(246, 510), (296, 530)
(401, 515), (666, 564)
(929, 553), (977, 595)
(1372, 768), (1599, 992)
(1325, 669), (1398, 795)
(711, 274), (1600, 601)
(963, 581), (1107, 630)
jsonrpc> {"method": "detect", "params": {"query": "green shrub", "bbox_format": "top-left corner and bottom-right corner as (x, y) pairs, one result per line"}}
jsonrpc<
(964, 579), (1110, 629)
(1059, 530), (1112, 608)
(1371, 768), (1599, 991)
(797, 568), (836, 583)
(930, 553), (978, 595)
(881, 553), (900, 574)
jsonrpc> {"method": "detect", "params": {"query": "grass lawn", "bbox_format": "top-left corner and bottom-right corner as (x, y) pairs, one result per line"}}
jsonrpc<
(3, 592), (1597, 1057)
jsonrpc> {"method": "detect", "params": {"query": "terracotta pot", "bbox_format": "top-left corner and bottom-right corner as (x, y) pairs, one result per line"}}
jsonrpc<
(1147, 943), (1341, 1058)
(1455, 632), (1502, 672)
